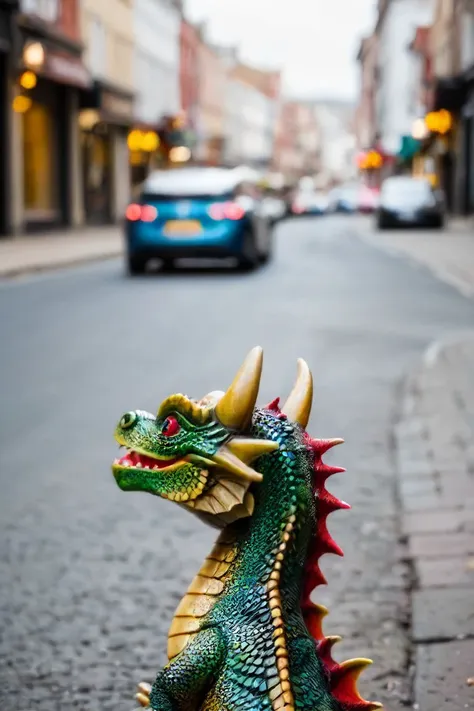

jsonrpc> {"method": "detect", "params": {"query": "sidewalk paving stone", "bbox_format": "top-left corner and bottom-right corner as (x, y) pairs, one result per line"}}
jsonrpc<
(396, 333), (474, 709)
(413, 588), (474, 642)
(415, 639), (474, 711)
(416, 556), (474, 588)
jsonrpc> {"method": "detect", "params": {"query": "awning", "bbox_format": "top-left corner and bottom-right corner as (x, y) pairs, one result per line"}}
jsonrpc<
(398, 135), (421, 160)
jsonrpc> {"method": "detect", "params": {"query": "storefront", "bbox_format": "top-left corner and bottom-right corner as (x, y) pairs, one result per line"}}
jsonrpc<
(79, 80), (134, 224)
(14, 18), (91, 231)
(0, 0), (18, 235)
(459, 69), (474, 215)
(432, 73), (473, 215)
(127, 124), (162, 191)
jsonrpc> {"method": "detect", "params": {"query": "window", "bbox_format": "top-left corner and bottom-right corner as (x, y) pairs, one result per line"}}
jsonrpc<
(20, 0), (58, 23)
(23, 101), (58, 219)
(89, 16), (106, 77)
(461, 11), (474, 70)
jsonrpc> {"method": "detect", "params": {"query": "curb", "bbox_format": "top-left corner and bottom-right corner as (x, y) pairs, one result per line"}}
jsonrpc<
(0, 248), (123, 279)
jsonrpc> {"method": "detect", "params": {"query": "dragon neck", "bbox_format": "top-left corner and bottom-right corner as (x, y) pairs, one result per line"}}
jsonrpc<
(229, 440), (314, 600)
(227, 406), (349, 634)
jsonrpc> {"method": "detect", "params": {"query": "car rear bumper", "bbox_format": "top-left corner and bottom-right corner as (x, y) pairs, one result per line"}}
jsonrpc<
(126, 220), (247, 259)
(378, 208), (443, 227)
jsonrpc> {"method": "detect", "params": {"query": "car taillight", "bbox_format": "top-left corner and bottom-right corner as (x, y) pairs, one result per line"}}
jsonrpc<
(207, 201), (245, 221)
(125, 204), (158, 222)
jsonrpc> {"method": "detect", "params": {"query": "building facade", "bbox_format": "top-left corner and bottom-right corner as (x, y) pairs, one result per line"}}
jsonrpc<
(430, 0), (474, 213)
(355, 34), (378, 151)
(375, 0), (436, 156)
(79, 0), (135, 224)
(179, 17), (200, 133)
(195, 37), (226, 165)
(224, 63), (280, 170)
(7, 0), (91, 234)
(272, 102), (303, 181)
(130, 0), (181, 183)
(0, 0), (19, 235)
(311, 100), (357, 186)
(2, 0), (91, 234)
(272, 101), (321, 183)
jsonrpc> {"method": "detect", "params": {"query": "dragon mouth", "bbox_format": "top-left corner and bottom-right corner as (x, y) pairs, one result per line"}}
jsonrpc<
(113, 449), (182, 471)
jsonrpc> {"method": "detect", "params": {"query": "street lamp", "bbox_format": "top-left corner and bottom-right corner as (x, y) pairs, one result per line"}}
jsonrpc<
(23, 42), (45, 70)
(412, 118), (428, 140)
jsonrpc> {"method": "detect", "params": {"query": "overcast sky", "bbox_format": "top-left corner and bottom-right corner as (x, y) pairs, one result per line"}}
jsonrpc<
(185, 0), (377, 101)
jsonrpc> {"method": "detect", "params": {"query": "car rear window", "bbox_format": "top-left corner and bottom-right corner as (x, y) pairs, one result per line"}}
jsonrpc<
(140, 192), (233, 202)
(382, 179), (431, 198)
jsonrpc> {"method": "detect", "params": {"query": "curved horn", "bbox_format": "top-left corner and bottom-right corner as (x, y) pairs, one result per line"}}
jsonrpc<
(282, 358), (313, 428)
(214, 346), (263, 431)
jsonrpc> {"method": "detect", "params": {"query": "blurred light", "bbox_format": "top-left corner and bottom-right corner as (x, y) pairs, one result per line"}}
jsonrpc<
(425, 110), (453, 135)
(169, 146), (191, 163)
(125, 204), (142, 221)
(78, 109), (100, 131)
(127, 130), (143, 152)
(20, 70), (37, 89)
(224, 202), (245, 220)
(23, 42), (45, 69)
(292, 202), (305, 214)
(207, 201), (245, 221)
(125, 204), (158, 222)
(358, 150), (383, 170)
(412, 118), (428, 140)
(141, 205), (158, 222)
(127, 130), (160, 152)
(12, 95), (32, 113)
(141, 131), (159, 152)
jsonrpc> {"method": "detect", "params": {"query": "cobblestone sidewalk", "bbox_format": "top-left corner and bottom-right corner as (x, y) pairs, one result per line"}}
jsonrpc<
(0, 226), (123, 278)
(394, 331), (474, 710)
(354, 216), (474, 299)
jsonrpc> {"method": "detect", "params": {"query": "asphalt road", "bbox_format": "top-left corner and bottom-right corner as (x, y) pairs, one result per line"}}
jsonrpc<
(1, 215), (473, 711)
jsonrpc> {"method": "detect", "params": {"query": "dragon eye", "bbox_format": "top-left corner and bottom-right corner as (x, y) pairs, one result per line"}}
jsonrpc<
(120, 411), (137, 429)
(161, 416), (180, 437)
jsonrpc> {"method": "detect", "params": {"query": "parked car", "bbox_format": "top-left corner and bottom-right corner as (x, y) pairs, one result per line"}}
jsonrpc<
(328, 185), (359, 213)
(376, 176), (445, 229)
(291, 190), (329, 216)
(261, 195), (287, 224)
(358, 185), (380, 213)
(124, 166), (273, 274)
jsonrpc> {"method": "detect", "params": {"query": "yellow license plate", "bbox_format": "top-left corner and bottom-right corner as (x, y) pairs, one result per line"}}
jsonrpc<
(164, 220), (202, 236)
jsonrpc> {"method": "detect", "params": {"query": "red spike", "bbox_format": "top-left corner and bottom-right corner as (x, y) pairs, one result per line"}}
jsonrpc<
(330, 659), (377, 709)
(319, 532), (344, 557)
(302, 563), (327, 600)
(316, 463), (347, 478)
(265, 397), (281, 412)
(317, 636), (342, 674)
(318, 491), (351, 514)
(310, 438), (344, 455)
(301, 602), (328, 641)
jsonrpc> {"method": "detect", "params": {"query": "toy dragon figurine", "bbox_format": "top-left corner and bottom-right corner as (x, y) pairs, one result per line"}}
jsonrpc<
(112, 347), (381, 711)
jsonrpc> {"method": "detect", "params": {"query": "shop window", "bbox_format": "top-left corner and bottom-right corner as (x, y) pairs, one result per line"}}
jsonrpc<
(23, 100), (58, 220)
(81, 129), (111, 224)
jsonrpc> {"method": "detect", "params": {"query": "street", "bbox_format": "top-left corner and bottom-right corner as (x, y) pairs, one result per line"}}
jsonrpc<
(1, 215), (474, 711)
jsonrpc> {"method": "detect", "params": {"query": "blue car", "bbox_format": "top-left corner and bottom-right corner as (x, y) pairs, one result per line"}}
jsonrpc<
(124, 167), (274, 275)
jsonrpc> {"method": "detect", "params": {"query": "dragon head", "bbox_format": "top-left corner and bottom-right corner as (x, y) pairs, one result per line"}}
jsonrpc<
(112, 346), (312, 528)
